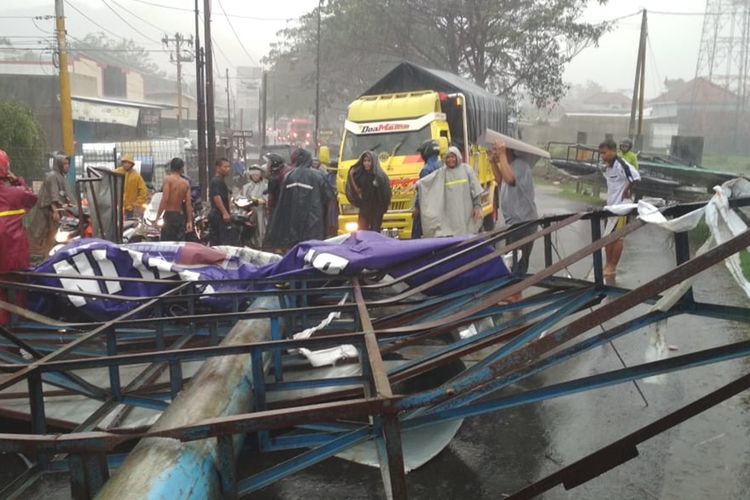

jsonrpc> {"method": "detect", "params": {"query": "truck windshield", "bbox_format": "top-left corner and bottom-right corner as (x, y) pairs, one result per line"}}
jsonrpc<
(342, 126), (431, 161)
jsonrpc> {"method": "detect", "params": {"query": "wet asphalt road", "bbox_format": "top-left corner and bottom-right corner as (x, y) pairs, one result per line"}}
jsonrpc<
(246, 185), (750, 500)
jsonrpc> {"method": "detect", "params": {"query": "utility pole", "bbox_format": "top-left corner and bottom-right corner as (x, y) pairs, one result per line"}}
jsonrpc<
(194, 0), (207, 200)
(314, 0), (322, 152)
(225, 68), (231, 130)
(162, 33), (194, 137)
(628, 9), (647, 148)
(203, 0), (216, 169)
(54, 0), (74, 156)
(261, 71), (268, 147)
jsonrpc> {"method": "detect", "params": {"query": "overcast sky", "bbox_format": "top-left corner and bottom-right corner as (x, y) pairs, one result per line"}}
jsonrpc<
(2, 0), (709, 99)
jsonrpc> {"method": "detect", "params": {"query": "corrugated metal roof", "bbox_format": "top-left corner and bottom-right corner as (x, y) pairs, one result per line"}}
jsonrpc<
(72, 95), (172, 110)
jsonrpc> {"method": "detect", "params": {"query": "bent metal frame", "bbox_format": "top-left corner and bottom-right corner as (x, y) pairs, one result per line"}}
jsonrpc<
(0, 198), (748, 499)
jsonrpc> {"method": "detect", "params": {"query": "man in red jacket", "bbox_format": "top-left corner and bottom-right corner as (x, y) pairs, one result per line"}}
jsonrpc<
(0, 149), (38, 323)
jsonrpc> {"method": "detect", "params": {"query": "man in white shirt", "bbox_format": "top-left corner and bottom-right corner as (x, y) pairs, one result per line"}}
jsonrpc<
(598, 139), (641, 278)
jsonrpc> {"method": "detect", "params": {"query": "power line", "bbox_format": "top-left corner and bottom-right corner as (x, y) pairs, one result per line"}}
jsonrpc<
(216, 0), (259, 66)
(101, 0), (162, 44)
(0, 46), (172, 53)
(650, 10), (723, 17)
(63, 0), (130, 43)
(31, 17), (55, 35)
(109, 0), (167, 36)
(129, 0), (290, 21)
(196, 12), (235, 73)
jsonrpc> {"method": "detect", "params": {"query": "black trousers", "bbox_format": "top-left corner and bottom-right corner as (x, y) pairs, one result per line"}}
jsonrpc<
(160, 211), (186, 242)
(208, 210), (236, 246)
(506, 223), (537, 275)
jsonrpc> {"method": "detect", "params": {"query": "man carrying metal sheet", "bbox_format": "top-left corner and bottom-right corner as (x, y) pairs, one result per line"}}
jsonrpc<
(490, 140), (539, 276)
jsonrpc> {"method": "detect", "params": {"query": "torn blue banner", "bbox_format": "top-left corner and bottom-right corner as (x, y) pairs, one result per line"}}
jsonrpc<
(30, 231), (508, 320)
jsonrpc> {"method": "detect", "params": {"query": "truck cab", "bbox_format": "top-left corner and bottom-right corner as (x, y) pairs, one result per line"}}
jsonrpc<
(337, 90), (498, 238)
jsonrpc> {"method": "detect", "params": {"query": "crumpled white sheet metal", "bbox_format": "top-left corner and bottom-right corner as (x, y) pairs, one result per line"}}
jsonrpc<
(632, 178), (750, 383)
(289, 294), (359, 367)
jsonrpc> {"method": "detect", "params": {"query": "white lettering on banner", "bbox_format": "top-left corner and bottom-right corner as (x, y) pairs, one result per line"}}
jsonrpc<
(146, 257), (176, 279)
(128, 250), (157, 280)
(52, 258), (96, 307)
(91, 249), (122, 294)
(303, 249), (350, 275)
(72, 100), (140, 127)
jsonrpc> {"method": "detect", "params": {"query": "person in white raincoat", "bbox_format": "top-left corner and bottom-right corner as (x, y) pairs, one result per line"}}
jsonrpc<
(417, 146), (483, 237)
(242, 164), (269, 248)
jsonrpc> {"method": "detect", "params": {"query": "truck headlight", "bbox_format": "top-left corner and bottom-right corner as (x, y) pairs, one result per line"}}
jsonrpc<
(344, 222), (358, 233)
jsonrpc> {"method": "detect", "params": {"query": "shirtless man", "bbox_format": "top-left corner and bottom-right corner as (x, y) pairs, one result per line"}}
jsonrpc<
(157, 157), (193, 242)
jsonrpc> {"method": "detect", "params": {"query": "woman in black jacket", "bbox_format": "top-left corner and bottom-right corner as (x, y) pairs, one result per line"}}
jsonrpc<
(345, 151), (392, 232)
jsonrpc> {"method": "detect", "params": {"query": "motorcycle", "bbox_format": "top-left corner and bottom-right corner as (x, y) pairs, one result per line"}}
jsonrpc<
(184, 199), (210, 245)
(50, 206), (90, 255)
(230, 197), (258, 247)
(123, 193), (163, 243)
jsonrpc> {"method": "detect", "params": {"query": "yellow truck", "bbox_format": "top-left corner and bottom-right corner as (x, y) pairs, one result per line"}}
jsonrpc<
(336, 62), (509, 238)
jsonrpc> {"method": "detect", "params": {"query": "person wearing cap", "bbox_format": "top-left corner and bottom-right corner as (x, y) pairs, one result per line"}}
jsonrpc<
(156, 157), (193, 242)
(115, 153), (148, 218)
(0, 150), (38, 322)
(29, 154), (75, 259)
(242, 164), (268, 248)
(411, 139), (444, 239)
(416, 146), (482, 237)
(618, 138), (639, 170)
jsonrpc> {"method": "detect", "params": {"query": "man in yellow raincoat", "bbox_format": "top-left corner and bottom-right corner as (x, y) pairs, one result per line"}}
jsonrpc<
(115, 153), (148, 217)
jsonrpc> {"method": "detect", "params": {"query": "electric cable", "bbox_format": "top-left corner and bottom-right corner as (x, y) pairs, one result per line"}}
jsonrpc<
(130, 0), (290, 21)
(216, 0), (259, 66)
(63, 0), (131, 43)
(549, 223), (650, 407)
(101, 0), (162, 44)
(109, 0), (168, 36)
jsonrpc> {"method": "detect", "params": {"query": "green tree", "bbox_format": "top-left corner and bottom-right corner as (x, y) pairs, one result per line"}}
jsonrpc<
(265, 0), (610, 115)
(71, 33), (164, 76)
(0, 100), (46, 181)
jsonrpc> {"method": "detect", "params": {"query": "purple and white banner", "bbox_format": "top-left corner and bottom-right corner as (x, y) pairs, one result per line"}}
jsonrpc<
(31, 231), (508, 320)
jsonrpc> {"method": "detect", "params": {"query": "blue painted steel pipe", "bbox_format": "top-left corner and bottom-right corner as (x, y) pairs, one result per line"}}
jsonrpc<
(95, 296), (278, 499)
(405, 338), (750, 428)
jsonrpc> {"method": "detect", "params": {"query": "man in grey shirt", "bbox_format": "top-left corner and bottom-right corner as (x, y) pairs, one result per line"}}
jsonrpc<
(490, 141), (539, 278)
